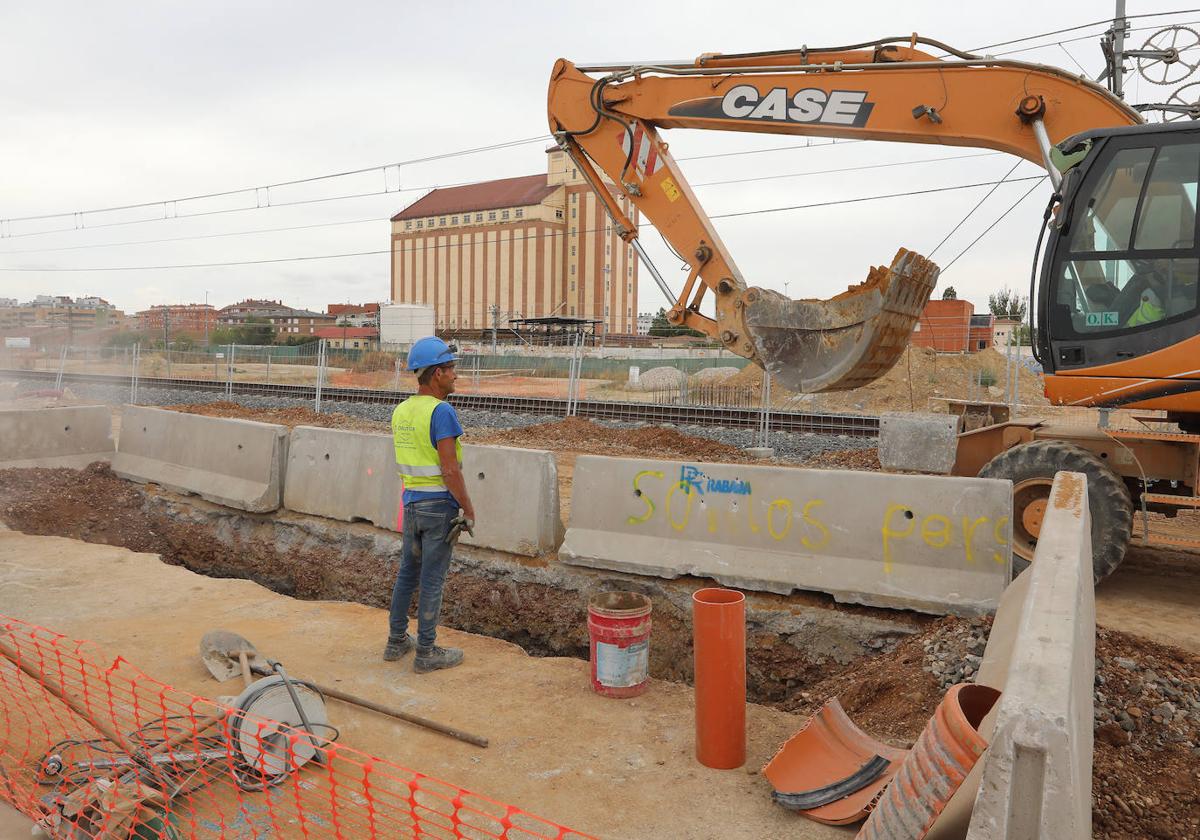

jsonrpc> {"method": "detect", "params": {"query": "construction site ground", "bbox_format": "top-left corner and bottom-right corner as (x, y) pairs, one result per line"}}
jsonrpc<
(2, 530), (849, 840)
(3, 401), (1199, 837)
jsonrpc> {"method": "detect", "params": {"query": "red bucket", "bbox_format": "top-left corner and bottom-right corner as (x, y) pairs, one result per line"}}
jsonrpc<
(587, 592), (652, 698)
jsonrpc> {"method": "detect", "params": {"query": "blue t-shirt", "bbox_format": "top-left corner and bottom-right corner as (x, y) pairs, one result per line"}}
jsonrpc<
(402, 401), (464, 506)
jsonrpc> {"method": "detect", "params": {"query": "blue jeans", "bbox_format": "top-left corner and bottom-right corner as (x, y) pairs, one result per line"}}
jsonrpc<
(388, 497), (458, 648)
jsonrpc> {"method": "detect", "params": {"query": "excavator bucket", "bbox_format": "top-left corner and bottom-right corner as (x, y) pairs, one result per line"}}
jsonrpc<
(741, 249), (939, 393)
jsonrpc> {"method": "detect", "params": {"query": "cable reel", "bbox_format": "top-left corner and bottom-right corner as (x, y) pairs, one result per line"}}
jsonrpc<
(228, 674), (332, 782)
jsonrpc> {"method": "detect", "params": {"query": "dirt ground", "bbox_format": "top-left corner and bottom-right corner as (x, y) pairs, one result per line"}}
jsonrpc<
(4, 524), (1197, 838)
(723, 346), (1050, 414)
(0, 531), (850, 840)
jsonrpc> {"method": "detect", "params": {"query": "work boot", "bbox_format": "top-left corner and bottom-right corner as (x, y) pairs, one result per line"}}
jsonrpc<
(383, 633), (416, 662)
(413, 645), (464, 674)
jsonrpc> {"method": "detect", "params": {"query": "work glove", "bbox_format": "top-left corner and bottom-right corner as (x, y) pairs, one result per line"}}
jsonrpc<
(446, 509), (475, 545)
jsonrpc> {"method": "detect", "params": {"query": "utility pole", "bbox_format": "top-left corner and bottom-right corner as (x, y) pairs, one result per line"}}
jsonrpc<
(1101, 1), (1130, 99)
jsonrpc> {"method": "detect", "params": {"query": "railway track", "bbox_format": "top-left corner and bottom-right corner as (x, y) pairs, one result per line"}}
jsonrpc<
(1, 368), (881, 437)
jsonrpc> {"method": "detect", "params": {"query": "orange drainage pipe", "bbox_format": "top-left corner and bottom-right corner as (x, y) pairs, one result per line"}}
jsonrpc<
(692, 587), (746, 769)
(857, 683), (1001, 840)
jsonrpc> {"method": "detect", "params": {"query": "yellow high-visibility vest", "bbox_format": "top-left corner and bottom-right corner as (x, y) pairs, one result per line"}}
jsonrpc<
(391, 395), (462, 492)
(1125, 298), (1165, 328)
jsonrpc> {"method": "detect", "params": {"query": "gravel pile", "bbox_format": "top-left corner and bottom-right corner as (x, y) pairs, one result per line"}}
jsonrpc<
(630, 366), (684, 391)
(920, 617), (990, 689)
(691, 367), (739, 385)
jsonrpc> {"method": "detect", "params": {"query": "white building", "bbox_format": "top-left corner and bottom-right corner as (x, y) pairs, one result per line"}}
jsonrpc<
(636, 312), (655, 335)
(0, 298), (17, 308)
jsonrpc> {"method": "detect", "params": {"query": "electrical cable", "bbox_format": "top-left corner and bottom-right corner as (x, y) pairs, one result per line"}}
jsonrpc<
(1, 151), (1003, 257)
(0, 135), (552, 227)
(939, 177), (1049, 273)
(0, 176), (1046, 272)
(928, 158), (1026, 258)
(0, 137), (875, 245)
(969, 8), (1200, 53)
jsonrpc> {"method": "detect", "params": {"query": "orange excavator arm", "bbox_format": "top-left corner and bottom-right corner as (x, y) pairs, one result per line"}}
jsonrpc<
(547, 36), (1142, 392)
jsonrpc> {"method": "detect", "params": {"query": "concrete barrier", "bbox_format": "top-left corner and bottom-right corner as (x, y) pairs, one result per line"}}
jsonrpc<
(963, 471), (1095, 840)
(879, 412), (959, 474)
(284, 427), (401, 530)
(560, 455), (1012, 615)
(0, 406), (114, 468)
(283, 425), (562, 556)
(113, 406), (288, 513)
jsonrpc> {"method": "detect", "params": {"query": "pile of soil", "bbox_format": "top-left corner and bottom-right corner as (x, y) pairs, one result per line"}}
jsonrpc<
(473, 417), (754, 463)
(1092, 628), (1200, 839)
(726, 347), (1048, 414)
(165, 401), (386, 432)
(0, 463), (175, 554)
(798, 447), (881, 472)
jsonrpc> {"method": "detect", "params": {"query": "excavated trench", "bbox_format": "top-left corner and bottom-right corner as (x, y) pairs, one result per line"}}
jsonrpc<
(0, 464), (927, 709)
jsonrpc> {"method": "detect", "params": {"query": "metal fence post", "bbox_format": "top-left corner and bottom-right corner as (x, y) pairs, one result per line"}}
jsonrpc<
(226, 344), (235, 398)
(315, 339), (326, 413)
(758, 369), (772, 449)
(130, 343), (140, 404)
(266, 350), (271, 385)
(54, 345), (68, 391)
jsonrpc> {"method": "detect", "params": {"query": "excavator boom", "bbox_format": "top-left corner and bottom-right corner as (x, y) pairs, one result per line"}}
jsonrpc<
(547, 36), (1141, 392)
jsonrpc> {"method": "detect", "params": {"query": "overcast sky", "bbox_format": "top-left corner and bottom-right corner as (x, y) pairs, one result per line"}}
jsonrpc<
(1, 2), (1196, 318)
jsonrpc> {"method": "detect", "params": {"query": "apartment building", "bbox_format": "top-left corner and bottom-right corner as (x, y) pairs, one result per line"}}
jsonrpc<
(137, 304), (218, 334)
(217, 299), (335, 338)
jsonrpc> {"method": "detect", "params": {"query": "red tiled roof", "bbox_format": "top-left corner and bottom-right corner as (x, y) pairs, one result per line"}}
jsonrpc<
(391, 174), (558, 221)
(313, 327), (378, 339)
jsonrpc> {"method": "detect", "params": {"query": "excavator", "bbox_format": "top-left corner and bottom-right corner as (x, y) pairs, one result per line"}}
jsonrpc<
(547, 35), (1200, 580)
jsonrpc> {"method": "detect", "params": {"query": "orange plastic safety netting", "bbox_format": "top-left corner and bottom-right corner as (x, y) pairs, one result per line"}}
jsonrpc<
(0, 616), (593, 839)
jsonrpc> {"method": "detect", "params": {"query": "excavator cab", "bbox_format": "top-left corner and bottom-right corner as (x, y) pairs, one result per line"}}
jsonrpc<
(1039, 122), (1200, 421)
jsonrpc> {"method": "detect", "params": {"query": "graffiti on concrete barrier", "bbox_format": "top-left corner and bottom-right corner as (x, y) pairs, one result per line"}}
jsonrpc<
(627, 467), (1009, 572)
(678, 464), (752, 496)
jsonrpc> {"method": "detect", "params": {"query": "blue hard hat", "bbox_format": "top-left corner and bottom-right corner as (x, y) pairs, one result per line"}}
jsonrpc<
(407, 336), (457, 372)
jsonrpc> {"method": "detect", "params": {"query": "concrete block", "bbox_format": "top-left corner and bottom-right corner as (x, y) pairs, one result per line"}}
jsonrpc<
(459, 444), (563, 556)
(560, 455), (1012, 616)
(965, 471), (1094, 840)
(0, 406), (114, 468)
(879, 411), (960, 475)
(113, 406), (288, 513)
(282, 426), (562, 556)
(285, 426), (400, 529)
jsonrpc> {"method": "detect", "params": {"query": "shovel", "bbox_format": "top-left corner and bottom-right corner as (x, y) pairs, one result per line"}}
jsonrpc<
(199, 630), (488, 748)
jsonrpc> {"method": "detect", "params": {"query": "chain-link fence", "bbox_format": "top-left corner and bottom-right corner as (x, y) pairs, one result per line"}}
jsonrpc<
(0, 338), (1176, 436)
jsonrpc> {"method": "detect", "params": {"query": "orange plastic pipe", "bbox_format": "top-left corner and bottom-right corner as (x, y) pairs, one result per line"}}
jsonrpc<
(692, 587), (746, 769)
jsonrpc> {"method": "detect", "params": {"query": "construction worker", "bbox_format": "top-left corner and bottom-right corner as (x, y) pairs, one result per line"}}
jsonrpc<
(385, 336), (476, 673)
(1125, 286), (1166, 328)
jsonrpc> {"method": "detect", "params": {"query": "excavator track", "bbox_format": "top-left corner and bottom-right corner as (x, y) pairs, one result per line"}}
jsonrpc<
(740, 248), (939, 393)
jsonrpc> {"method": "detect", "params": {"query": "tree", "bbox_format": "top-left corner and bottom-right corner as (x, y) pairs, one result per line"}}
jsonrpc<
(988, 286), (1028, 321)
(941, 286), (958, 300)
(211, 316), (274, 346)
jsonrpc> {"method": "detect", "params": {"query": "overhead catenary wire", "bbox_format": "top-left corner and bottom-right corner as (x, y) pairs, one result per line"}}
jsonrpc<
(0, 137), (879, 244)
(969, 8), (1200, 53)
(0, 135), (553, 227)
(927, 158), (1027, 258)
(0, 151), (1010, 256)
(0, 175), (1046, 273)
(939, 177), (1050, 274)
